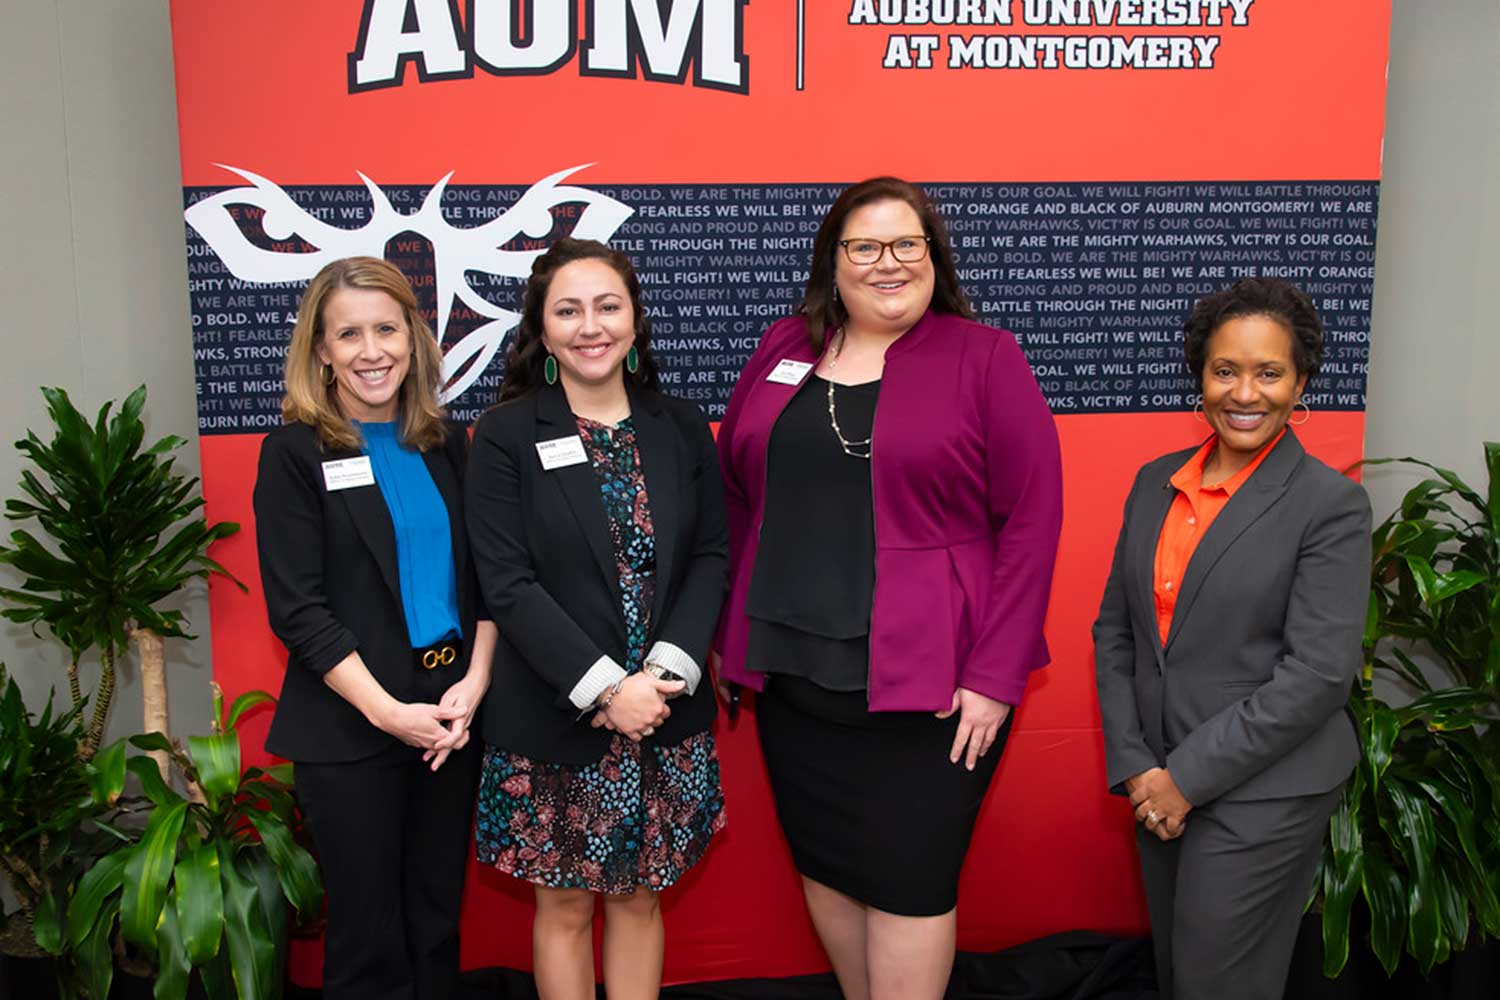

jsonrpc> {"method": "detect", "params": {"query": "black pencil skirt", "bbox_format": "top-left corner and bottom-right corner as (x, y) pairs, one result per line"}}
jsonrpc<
(755, 674), (1013, 917)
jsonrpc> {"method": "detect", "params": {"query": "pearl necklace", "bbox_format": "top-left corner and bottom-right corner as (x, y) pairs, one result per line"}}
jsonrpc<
(825, 332), (872, 460)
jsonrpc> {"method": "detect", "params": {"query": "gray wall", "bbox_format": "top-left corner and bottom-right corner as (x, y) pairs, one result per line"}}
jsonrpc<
(0, 1), (211, 738)
(1, 0), (1497, 731)
(1363, 0), (1500, 518)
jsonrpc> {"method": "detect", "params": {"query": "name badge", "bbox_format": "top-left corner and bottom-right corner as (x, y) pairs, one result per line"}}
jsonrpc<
(766, 358), (814, 385)
(322, 456), (375, 492)
(536, 435), (589, 471)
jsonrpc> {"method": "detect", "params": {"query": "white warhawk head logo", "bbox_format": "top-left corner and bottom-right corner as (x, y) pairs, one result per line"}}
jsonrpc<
(184, 164), (633, 402)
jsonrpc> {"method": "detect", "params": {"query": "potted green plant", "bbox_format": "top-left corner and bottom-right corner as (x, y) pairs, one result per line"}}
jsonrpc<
(1315, 443), (1500, 982)
(54, 685), (322, 1000)
(0, 664), (118, 992)
(0, 385), (242, 778)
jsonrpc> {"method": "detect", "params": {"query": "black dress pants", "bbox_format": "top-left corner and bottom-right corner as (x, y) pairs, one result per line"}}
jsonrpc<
(295, 735), (480, 1000)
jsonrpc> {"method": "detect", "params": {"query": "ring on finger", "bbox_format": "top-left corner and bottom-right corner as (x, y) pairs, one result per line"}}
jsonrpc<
(1146, 809), (1161, 825)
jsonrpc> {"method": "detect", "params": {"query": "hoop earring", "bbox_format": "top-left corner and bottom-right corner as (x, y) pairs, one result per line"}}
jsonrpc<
(544, 354), (558, 386)
(322, 363), (335, 386)
(1192, 400), (1206, 423)
(625, 345), (640, 374)
(1289, 400), (1311, 425)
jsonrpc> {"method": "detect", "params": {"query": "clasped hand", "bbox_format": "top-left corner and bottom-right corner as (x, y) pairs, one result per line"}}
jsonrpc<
(591, 673), (684, 741)
(1127, 766), (1192, 840)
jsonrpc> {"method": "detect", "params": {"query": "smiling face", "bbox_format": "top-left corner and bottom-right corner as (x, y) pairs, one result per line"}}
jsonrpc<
(539, 257), (636, 392)
(834, 198), (936, 337)
(1200, 313), (1309, 463)
(315, 286), (412, 423)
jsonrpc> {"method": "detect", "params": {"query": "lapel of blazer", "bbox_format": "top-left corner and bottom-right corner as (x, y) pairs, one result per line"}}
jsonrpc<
(334, 441), (403, 610)
(628, 384), (677, 628)
(1131, 468), (1180, 664)
(536, 385), (623, 613)
(421, 432), (466, 600)
(1164, 430), (1305, 651)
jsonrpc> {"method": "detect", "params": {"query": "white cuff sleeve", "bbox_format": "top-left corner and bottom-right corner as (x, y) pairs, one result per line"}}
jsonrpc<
(568, 655), (628, 710)
(645, 641), (702, 695)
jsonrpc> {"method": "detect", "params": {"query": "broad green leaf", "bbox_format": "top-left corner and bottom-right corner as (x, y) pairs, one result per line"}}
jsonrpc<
(1385, 782), (1444, 971)
(247, 810), (323, 917)
(127, 754), (181, 807)
(1320, 791), (1362, 977)
(153, 885), (192, 1000)
(245, 851), (290, 995)
(129, 731), (175, 754)
(75, 895), (119, 1000)
(67, 851), (127, 948)
(188, 732), (241, 803)
(1364, 703), (1401, 790)
(259, 762), (294, 787)
(225, 689), (275, 730)
(1429, 569), (1486, 604)
(219, 840), (277, 1000)
(1361, 849), (1406, 976)
(1432, 864), (1471, 954)
(120, 799), (189, 955)
(85, 738), (128, 806)
(175, 840), (225, 966)
(33, 889), (64, 955)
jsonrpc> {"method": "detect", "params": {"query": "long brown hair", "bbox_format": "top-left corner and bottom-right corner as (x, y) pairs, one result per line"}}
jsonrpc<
(799, 177), (974, 352)
(499, 238), (661, 402)
(282, 256), (447, 451)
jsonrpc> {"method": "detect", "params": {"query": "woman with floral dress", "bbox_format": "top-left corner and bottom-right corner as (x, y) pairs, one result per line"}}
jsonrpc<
(466, 238), (729, 999)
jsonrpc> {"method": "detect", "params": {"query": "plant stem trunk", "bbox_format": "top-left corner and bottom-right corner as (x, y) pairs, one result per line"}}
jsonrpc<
(131, 626), (171, 785)
(67, 657), (82, 711)
(84, 641), (116, 759)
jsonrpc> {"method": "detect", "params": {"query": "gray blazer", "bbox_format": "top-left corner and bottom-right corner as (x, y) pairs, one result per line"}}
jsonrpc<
(1093, 430), (1371, 805)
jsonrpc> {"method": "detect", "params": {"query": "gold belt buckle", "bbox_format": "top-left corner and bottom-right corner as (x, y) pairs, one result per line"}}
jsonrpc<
(422, 644), (457, 670)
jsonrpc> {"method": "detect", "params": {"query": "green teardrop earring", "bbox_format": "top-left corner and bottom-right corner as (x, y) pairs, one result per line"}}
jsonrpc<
(626, 345), (640, 375)
(544, 354), (559, 385)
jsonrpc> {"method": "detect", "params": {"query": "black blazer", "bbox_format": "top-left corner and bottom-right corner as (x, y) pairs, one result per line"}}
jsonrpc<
(1093, 430), (1371, 805)
(466, 383), (729, 766)
(253, 421), (485, 763)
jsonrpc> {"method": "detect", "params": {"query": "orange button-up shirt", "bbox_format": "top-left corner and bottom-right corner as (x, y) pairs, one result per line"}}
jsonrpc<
(1153, 429), (1286, 644)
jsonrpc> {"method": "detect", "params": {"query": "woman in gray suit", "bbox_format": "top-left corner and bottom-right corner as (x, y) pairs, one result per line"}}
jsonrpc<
(1093, 278), (1371, 1000)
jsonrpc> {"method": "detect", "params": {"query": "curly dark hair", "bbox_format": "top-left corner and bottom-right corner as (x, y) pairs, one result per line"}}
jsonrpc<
(800, 177), (974, 353)
(499, 238), (660, 402)
(1183, 277), (1326, 382)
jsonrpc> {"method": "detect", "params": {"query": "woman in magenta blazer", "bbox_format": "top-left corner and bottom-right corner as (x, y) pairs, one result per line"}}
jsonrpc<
(715, 177), (1063, 999)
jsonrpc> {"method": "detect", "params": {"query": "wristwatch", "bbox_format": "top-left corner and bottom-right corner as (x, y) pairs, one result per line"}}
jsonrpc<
(644, 660), (685, 694)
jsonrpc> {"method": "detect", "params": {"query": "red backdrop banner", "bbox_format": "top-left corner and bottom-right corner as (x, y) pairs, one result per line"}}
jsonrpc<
(170, 0), (1392, 986)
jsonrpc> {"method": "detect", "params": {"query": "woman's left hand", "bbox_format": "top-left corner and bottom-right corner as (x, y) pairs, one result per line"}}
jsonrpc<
(1130, 767), (1192, 840)
(422, 671), (486, 772)
(937, 688), (1011, 771)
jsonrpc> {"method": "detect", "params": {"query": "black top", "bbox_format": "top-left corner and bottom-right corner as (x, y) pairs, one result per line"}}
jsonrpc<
(746, 374), (880, 692)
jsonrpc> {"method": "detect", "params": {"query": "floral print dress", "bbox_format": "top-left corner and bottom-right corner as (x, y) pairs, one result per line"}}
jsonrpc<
(475, 415), (726, 893)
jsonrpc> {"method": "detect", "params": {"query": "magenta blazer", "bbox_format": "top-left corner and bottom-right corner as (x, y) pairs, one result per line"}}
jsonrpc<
(715, 310), (1063, 709)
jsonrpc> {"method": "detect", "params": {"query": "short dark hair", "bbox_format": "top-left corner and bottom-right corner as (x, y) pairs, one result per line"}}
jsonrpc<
(1183, 277), (1326, 382)
(499, 238), (660, 402)
(799, 177), (974, 352)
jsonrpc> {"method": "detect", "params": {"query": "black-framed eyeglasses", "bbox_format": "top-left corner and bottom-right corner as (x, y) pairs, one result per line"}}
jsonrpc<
(838, 235), (931, 265)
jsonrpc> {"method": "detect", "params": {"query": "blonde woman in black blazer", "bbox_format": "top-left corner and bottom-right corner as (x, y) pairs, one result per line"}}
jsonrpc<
(1093, 279), (1371, 1000)
(254, 257), (496, 1000)
(466, 239), (728, 1000)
